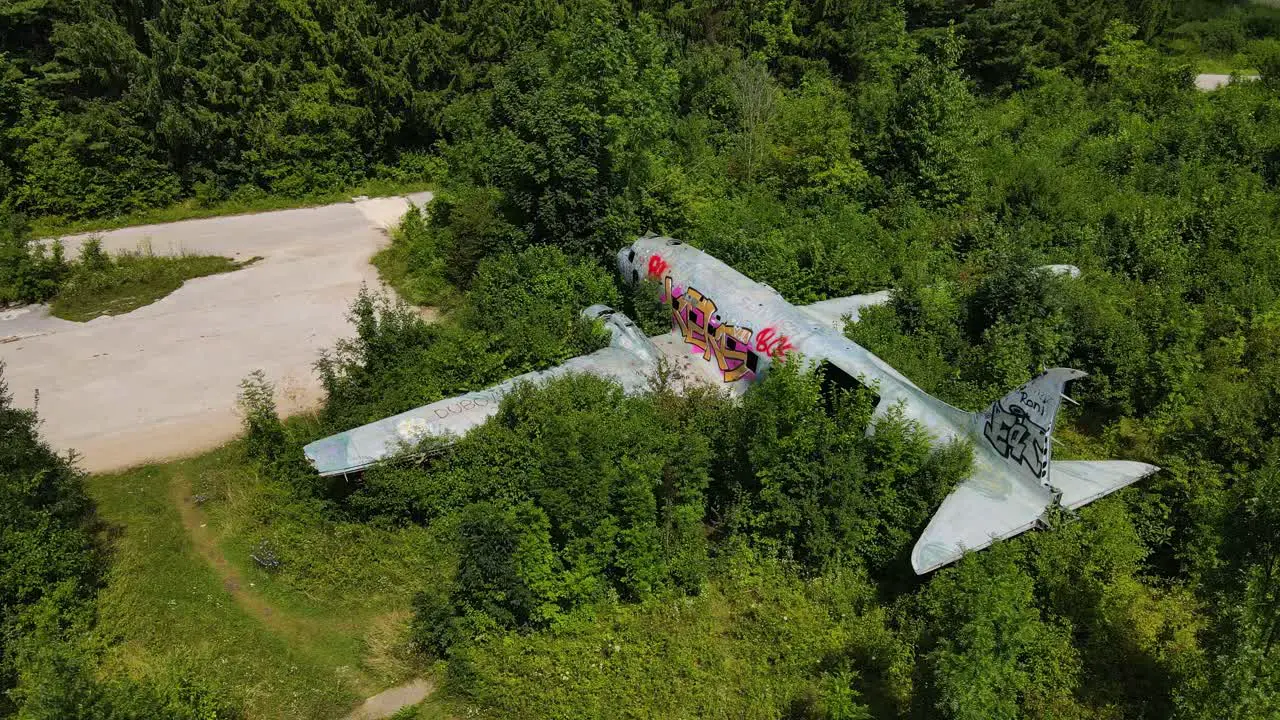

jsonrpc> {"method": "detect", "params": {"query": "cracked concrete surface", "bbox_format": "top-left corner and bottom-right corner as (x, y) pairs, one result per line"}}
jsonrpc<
(0, 193), (431, 473)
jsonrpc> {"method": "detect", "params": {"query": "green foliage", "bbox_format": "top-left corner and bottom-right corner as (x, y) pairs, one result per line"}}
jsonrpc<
(771, 73), (871, 205)
(237, 370), (287, 466)
(49, 243), (255, 321)
(0, 361), (96, 712)
(373, 190), (521, 304)
(13, 646), (240, 720)
(399, 374), (729, 648)
(621, 278), (672, 337)
(1095, 21), (1195, 114)
(321, 246), (616, 438)
(1028, 500), (1205, 717)
(439, 10), (680, 258)
(1253, 37), (1280, 88)
(0, 210), (65, 305)
(917, 543), (1085, 720)
(425, 187), (518, 290)
(444, 550), (906, 720)
(881, 30), (978, 208)
(1160, 2), (1280, 75)
(1, 362), (236, 718)
(372, 202), (457, 307)
(1, 0), (448, 222)
(718, 360), (970, 576)
(431, 500), (561, 647)
(462, 247), (619, 373)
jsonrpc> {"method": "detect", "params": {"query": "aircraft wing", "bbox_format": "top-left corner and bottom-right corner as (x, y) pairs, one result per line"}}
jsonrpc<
(911, 451), (1055, 573)
(799, 291), (893, 331)
(304, 306), (660, 476)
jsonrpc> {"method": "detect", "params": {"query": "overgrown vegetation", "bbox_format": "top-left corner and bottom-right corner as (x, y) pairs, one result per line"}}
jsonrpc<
(0, 362), (239, 718)
(5, 0), (1280, 718)
(2, 223), (255, 319)
(1156, 0), (1280, 73)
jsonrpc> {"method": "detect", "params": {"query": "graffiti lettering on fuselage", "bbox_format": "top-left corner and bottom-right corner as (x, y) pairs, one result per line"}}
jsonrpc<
(668, 279), (758, 382)
(644, 252), (796, 382)
(647, 254), (670, 279)
(755, 326), (795, 359)
(396, 391), (506, 442)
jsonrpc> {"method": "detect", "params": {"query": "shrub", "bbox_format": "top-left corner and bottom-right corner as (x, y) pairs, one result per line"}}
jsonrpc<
(0, 210), (67, 305)
(237, 370), (287, 466)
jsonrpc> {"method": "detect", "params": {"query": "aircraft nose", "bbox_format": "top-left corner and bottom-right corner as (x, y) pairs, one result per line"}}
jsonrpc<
(617, 246), (640, 285)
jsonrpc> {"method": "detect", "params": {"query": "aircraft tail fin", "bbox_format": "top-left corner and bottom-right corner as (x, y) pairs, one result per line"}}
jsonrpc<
(912, 369), (1159, 574)
(976, 368), (1086, 486)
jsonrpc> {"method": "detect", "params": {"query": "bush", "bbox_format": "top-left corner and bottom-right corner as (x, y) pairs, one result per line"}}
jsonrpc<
(0, 210), (67, 305)
(237, 370), (287, 465)
(462, 246), (619, 373)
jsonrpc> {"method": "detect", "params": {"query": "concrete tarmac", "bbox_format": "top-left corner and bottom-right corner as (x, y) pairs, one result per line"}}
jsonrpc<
(0, 193), (431, 473)
(1195, 73), (1260, 91)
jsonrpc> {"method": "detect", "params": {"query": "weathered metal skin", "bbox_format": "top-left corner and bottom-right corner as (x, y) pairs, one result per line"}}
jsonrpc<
(305, 234), (1157, 574)
(303, 305), (660, 476)
(618, 235), (1157, 573)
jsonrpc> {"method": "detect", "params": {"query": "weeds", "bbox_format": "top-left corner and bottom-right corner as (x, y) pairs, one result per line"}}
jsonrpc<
(49, 239), (259, 321)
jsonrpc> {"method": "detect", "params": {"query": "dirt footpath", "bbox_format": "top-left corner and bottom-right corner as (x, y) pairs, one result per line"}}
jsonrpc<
(0, 193), (431, 472)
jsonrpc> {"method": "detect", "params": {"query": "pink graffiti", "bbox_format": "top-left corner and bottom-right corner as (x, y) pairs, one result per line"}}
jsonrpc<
(667, 276), (759, 383)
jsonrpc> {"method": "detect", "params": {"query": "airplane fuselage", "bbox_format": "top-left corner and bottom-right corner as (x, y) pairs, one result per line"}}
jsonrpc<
(306, 233), (1155, 573)
(617, 235), (976, 441)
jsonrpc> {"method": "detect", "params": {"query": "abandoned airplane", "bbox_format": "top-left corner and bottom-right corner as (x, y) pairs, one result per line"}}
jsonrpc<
(304, 234), (1158, 574)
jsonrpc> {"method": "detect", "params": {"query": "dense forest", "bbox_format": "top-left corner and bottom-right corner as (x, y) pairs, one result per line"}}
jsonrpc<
(4, 0), (1280, 718)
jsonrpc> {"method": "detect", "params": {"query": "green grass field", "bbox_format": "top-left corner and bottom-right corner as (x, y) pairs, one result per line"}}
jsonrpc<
(51, 253), (260, 322)
(87, 440), (448, 720)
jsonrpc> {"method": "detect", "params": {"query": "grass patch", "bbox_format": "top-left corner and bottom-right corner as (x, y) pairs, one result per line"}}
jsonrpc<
(1194, 56), (1259, 75)
(49, 248), (260, 322)
(30, 179), (433, 239)
(87, 438), (447, 720)
(370, 203), (460, 309)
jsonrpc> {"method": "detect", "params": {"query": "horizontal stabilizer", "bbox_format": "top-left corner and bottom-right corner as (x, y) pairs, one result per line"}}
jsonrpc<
(1051, 460), (1157, 509)
(800, 291), (892, 331)
(913, 367), (1159, 574)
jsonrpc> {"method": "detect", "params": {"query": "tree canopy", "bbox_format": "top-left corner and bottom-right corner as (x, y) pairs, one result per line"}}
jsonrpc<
(5, 0), (1280, 718)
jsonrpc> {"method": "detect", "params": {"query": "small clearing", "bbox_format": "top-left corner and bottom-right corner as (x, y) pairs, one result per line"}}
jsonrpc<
(0, 193), (431, 472)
